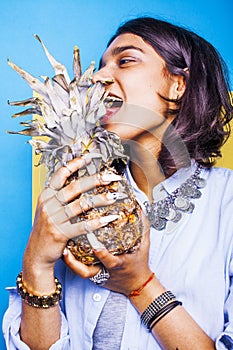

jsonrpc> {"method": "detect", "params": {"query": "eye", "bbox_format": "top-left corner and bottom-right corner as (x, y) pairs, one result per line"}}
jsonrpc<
(118, 57), (136, 66)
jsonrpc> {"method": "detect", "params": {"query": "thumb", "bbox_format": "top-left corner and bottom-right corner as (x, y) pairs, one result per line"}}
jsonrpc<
(62, 248), (100, 278)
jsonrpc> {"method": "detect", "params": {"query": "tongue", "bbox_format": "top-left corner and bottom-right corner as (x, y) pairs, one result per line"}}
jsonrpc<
(102, 107), (120, 124)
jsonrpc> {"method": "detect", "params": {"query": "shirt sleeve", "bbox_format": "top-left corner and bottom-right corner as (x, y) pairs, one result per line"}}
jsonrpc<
(215, 265), (233, 350)
(2, 287), (70, 350)
(215, 171), (233, 350)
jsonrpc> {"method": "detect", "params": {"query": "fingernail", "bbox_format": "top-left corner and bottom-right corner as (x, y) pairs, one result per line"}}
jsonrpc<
(106, 192), (128, 201)
(99, 214), (119, 224)
(101, 173), (122, 183)
(81, 154), (92, 164)
(63, 247), (69, 256)
(87, 232), (105, 250)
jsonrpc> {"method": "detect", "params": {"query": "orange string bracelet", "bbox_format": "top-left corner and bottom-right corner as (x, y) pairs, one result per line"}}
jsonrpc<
(128, 272), (155, 298)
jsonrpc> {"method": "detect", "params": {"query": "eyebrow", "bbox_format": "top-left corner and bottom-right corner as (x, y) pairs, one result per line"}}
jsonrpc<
(111, 45), (143, 56)
(99, 45), (143, 68)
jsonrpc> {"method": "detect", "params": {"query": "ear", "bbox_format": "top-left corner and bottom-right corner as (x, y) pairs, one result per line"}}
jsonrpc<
(170, 68), (189, 99)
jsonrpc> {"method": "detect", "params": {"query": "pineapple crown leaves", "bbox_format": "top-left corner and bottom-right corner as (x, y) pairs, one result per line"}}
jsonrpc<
(7, 34), (127, 178)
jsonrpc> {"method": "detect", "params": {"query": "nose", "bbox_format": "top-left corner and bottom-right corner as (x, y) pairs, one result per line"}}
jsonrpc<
(92, 67), (114, 86)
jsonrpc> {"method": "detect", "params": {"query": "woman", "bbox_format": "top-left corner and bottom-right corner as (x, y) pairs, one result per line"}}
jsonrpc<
(3, 17), (233, 350)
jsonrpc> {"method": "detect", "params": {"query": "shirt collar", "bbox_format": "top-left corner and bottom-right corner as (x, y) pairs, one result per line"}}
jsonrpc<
(126, 160), (208, 202)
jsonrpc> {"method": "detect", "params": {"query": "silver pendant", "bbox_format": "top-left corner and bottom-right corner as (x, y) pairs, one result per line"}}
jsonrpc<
(195, 178), (206, 188)
(165, 208), (177, 221)
(174, 197), (190, 210)
(151, 217), (167, 231)
(157, 206), (170, 218)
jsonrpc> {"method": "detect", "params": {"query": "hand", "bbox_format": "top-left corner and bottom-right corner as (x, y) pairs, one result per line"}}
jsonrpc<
(63, 215), (152, 296)
(23, 156), (123, 273)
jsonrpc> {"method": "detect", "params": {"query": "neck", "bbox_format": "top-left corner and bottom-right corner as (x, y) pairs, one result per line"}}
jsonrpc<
(126, 136), (165, 201)
(130, 161), (165, 202)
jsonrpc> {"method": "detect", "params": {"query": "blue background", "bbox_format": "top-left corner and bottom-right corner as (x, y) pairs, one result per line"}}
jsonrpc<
(0, 1), (232, 348)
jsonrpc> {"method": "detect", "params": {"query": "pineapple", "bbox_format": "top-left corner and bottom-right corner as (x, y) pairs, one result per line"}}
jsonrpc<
(7, 35), (142, 265)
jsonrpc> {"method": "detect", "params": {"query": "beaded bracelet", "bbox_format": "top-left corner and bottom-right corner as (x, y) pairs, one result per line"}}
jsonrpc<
(16, 272), (62, 309)
(141, 290), (176, 328)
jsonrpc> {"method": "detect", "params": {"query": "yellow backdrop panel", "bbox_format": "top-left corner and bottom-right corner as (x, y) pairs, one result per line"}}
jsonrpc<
(215, 120), (233, 169)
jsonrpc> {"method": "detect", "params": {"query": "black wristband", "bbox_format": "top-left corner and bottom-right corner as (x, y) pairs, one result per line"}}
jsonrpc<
(141, 290), (176, 327)
(149, 300), (182, 331)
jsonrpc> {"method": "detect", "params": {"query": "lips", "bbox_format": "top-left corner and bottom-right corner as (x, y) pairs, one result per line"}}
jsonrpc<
(102, 93), (123, 124)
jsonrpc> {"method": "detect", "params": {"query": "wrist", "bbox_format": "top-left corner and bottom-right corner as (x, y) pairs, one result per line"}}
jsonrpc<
(128, 272), (155, 298)
(22, 263), (56, 295)
(129, 275), (166, 314)
(16, 272), (62, 308)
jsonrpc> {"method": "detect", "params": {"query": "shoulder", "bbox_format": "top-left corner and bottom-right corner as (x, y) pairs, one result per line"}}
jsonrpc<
(206, 166), (233, 190)
(204, 166), (233, 204)
(196, 165), (233, 217)
(209, 165), (233, 177)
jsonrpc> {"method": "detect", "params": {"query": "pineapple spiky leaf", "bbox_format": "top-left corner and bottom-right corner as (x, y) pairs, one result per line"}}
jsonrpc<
(7, 35), (142, 264)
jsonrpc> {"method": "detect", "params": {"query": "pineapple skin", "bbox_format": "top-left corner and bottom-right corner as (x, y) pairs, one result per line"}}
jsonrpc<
(7, 35), (143, 265)
(67, 172), (143, 265)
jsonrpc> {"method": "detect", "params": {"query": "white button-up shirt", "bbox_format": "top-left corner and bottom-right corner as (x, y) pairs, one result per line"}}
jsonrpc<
(3, 163), (233, 349)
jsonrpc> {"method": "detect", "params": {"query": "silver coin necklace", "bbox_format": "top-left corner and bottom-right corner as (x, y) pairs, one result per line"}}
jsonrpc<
(144, 165), (206, 231)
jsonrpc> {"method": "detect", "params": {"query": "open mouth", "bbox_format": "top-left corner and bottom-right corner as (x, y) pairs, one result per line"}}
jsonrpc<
(102, 94), (123, 124)
(104, 94), (123, 109)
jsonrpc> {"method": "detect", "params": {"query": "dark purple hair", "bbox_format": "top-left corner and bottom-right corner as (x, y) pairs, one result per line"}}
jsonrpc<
(108, 17), (233, 175)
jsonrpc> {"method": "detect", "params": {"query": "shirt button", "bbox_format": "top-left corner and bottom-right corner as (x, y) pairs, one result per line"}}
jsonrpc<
(93, 293), (102, 302)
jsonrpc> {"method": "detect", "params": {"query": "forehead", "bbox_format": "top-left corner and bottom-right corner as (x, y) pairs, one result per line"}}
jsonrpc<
(100, 33), (158, 66)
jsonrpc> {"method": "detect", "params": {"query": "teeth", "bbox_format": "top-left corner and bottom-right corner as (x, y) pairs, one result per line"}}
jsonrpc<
(104, 96), (123, 103)
(106, 96), (123, 102)
(105, 101), (113, 108)
(104, 96), (123, 108)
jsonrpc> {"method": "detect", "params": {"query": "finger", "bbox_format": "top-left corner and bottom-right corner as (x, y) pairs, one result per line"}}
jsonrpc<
(38, 187), (57, 204)
(57, 171), (122, 204)
(56, 214), (120, 239)
(59, 191), (128, 216)
(63, 248), (100, 277)
(140, 215), (151, 244)
(93, 215), (149, 269)
(48, 156), (90, 190)
(93, 247), (123, 270)
(37, 190), (67, 219)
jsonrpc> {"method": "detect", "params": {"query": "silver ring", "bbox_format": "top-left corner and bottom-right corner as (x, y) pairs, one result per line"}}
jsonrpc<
(97, 172), (107, 185)
(89, 266), (110, 286)
(45, 183), (59, 191)
(84, 221), (92, 233)
(79, 194), (94, 212)
(63, 162), (73, 176)
(97, 172), (103, 184)
(55, 191), (67, 206)
(79, 198), (86, 213)
(64, 205), (72, 219)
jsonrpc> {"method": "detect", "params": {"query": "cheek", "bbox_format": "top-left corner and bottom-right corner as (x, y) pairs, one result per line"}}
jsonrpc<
(124, 81), (154, 103)
(105, 103), (166, 140)
(129, 83), (164, 113)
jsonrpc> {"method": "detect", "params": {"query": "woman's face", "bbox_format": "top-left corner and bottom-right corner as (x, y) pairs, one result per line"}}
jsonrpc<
(93, 33), (181, 140)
